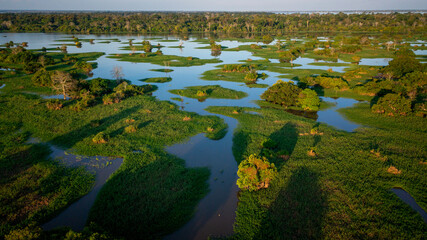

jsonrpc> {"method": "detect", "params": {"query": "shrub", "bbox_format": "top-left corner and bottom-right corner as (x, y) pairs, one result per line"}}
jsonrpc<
(46, 99), (63, 110)
(124, 125), (138, 133)
(244, 70), (258, 82)
(103, 93), (122, 105)
(237, 154), (277, 191)
(262, 35), (274, 44)
(196, 90), (208, 97)
(72, 96), (96, 111)
(250, 44), (262, 49)
(92, 132), (108, 144)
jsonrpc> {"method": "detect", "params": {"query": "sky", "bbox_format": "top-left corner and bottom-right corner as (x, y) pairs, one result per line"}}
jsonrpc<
(0, 0), (426, 11)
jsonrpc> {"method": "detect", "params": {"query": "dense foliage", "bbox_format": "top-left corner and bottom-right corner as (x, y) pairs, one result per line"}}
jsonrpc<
(237, 154), (278, 191)
(261, 80), (320, 111)
(0, 12), (426, 34)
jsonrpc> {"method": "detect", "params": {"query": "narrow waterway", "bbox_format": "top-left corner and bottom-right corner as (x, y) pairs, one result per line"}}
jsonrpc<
(391, 188), (427, 223)
(165, 115), (239, 239)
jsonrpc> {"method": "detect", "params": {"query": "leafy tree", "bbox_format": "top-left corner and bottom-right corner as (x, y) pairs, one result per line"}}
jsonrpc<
(298, 88), (320, 111)
(237, 154), (277, 191)
(372, 93), (412, 116)
(261, 80), (301, 108)
(89, 78), (110, 96)
(400, 71), (427, 100)
(381, 49), (423, 78)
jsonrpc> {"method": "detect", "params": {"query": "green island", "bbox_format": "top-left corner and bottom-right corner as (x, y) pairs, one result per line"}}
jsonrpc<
(140, 77), (172, 83)
(108, 53), (222, 67)
(169, 85), (248, 100)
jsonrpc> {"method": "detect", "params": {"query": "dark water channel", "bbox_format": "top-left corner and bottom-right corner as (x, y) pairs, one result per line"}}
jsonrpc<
(391, 188), (427, 223)
(165, 115), (239, 239)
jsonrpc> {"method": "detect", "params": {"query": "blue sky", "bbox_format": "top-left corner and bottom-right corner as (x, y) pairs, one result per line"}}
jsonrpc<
(0, 0), (426, 11)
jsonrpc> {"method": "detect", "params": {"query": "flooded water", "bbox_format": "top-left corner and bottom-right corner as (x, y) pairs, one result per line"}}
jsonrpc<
(1, 33), (371, 238)
(27, 138), (124, 231)
(391, 188), (427, 223)
(317, 97), (361, 132)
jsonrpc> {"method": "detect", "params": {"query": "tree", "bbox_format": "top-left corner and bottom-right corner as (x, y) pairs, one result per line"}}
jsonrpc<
(381, 49), (423, 78)
(51, 71), (78, 99)
(89, 78), (110, 96)
(261, 80), (301, 108)
(111, 66), (124, 84)
(237, 154), (277, 191)
(372, 93), (412, 116)
(298, 88), (320, 111)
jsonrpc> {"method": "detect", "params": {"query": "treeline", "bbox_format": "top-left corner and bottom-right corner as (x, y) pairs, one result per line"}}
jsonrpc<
(0, 12), (426, 34)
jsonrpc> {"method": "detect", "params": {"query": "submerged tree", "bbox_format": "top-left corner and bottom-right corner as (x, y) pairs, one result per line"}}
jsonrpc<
(111, 66), (124, 84)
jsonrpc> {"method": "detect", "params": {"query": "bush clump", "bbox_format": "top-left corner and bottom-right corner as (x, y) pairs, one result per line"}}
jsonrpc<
(124, 125), (138, 133)
(237, 154), (277, 191)
(45, 99), (63, 110)
(92, 132), (108, 144)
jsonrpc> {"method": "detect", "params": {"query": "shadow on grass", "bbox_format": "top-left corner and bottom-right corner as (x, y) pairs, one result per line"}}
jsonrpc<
(51, 106), (141, 148)
(268, 122), (299, 169)
(257, 167), (327, 239)
(87, 152), (210, 240)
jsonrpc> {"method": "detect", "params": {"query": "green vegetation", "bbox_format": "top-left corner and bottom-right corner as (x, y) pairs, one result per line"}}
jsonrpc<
(169, 85), (247, 100)
(88, 152), (209, 239)
(261, 80), (320, 111)
(0, 41), (228, 239)
(1, 12), (425, 34)
(206, 105), (427, 239)
(237, 154), (278, 191)
(149, 68), (174, 73)
(108, 53), (221, 67)
(201, 64), (268, 85)
(140, 77), (172, 83)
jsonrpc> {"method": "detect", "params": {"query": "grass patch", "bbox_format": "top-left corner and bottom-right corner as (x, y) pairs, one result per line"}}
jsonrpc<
(108, 53), (222, 67)
(169, 85), (247, 100)
(140, 77), (172, 83)
(149, 68), (174, 73)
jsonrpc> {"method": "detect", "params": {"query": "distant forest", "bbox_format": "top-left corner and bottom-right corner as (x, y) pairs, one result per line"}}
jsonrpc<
(0, 12), (426, 34)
